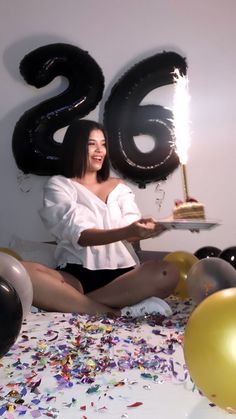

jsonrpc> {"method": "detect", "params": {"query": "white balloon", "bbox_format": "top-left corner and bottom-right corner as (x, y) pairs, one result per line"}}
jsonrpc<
(0, 253), (33, 319)
(187, 257), (236, 305)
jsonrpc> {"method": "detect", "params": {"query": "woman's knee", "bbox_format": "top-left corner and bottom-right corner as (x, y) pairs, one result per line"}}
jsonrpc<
(141, 259), (178, 278)
(141, 259), (179, 297)
(161, 260), (179, 281)
(157, 260), (179, 296)
(21, 261), (53, 275)
(21, 260), (40, 270)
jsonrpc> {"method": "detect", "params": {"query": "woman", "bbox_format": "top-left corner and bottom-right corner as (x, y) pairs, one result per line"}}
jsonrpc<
(22, 119), (179, 317)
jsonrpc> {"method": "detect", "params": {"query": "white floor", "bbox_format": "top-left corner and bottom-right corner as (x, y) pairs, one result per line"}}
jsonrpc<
(0, 298), (233, 419)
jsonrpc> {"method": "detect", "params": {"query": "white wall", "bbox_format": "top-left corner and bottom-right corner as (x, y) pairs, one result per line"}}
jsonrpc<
(0, 0), (236, 253)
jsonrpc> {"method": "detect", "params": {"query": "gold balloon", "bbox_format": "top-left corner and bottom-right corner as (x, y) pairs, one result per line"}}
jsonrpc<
(164, 251), (198, 298)
(0, 247), (22, 261)
(184, 288), (236, 413)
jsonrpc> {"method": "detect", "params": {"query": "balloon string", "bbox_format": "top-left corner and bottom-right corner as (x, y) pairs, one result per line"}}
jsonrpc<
(155, 183), (165, 212)
(17, 170), (33, 193)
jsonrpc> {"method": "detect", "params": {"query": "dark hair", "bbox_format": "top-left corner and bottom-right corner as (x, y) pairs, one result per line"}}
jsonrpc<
(60, 119), (110, 181)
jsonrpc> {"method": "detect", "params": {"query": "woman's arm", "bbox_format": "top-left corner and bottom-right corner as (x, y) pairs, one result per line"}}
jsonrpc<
(40, 177), (166, 248)
(78, 225), (131, 246)
(78, 218), (165, 246)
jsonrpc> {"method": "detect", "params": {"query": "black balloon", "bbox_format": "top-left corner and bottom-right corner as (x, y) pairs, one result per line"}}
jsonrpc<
(194, 246), (221, 260)
(219, 247), (236, 269)
(0, 276), (23, 358)
(12, 43), (105, 175)
(104, 51), (187, 188)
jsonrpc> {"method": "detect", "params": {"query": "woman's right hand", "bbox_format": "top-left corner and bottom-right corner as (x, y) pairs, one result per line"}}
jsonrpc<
(79, 218), (166, 247)
(127, 217), (166, 240)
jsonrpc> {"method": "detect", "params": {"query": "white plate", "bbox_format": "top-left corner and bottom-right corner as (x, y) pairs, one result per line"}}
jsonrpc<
(159, 219), (221, 230)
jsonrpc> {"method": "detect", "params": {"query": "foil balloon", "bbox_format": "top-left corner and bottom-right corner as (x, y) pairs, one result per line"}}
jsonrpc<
(0, 247), (22, 261)
(164, 251), (198, 299)
(194, 246), (221, 259)
(0, 252), (33, 319)
(104, 51), (187, 188)
(0, 276), (23, 358)
(219, 246), (236, 269)
(186, 257), (236, 305)
(12, 43), (104, 175)
(184, 288), (236, 413)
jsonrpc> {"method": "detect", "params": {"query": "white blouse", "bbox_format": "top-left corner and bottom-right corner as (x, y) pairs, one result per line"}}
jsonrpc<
(39, 175), (141, 270)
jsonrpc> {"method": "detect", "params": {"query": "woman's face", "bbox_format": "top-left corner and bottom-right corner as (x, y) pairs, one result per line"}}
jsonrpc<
(86, 129), (107, 173)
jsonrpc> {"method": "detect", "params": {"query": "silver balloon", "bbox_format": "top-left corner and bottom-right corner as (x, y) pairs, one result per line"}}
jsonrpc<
(0, 253), (33, 319)
(187, 257), (236, 305)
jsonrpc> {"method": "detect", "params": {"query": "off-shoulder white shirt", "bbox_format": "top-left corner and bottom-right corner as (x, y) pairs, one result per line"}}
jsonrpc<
(39, 175), (141, 270)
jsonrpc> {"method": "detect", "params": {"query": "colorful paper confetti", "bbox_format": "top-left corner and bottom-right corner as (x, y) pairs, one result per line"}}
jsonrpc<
(0, 298), (198, 418)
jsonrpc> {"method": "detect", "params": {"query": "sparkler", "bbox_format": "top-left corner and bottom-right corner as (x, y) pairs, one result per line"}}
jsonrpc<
(172, 68), (191, 201)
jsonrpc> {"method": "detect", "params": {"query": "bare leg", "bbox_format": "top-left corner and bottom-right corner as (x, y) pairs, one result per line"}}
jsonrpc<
(88, 260), (179, 308)
(22, 261), (119, 315)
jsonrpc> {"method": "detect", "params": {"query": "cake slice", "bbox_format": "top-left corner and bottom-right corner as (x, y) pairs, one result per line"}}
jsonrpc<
(173, 198), (205, 220)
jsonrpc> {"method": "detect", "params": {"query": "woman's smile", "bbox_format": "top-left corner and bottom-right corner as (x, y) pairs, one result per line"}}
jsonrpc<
(87, 129), (106, 171)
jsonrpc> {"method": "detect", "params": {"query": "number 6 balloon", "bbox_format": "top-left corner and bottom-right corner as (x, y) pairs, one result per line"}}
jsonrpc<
(104, 51), (187, 187)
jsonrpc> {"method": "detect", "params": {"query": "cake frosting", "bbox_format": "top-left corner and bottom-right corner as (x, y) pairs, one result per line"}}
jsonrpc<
(173, 198), (205, 220)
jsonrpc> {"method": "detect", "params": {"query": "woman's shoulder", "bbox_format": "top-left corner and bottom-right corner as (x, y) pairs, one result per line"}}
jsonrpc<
(108, 177), (126, 187)
(107, 177), (134, 196)
(44, 175), (74, 190)
(107, 177), (131, 192)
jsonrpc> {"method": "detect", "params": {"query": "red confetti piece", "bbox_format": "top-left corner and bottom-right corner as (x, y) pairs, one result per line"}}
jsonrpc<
(98, 406), (108, 411)
(127, 402), (143, 408)
(80, 405), (86, 410)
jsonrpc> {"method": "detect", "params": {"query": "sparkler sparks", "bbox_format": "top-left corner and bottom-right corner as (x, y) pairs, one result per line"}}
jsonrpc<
(172, 68), (191, 165)
(172, 68), (191, 200)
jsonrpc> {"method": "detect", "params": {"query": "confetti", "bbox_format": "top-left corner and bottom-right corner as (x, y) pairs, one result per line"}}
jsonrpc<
(0, 297), (196, 418)
(86, 385), (100, 394)
(127, 402), (143, 408)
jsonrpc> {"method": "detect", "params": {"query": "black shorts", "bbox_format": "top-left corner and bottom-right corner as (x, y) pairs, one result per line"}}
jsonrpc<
(56, 264), (134, 294)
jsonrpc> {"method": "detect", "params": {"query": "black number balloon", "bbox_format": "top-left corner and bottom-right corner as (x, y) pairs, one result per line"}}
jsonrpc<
(12, 43), (105, 175)
(104, 51), (187, 188)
